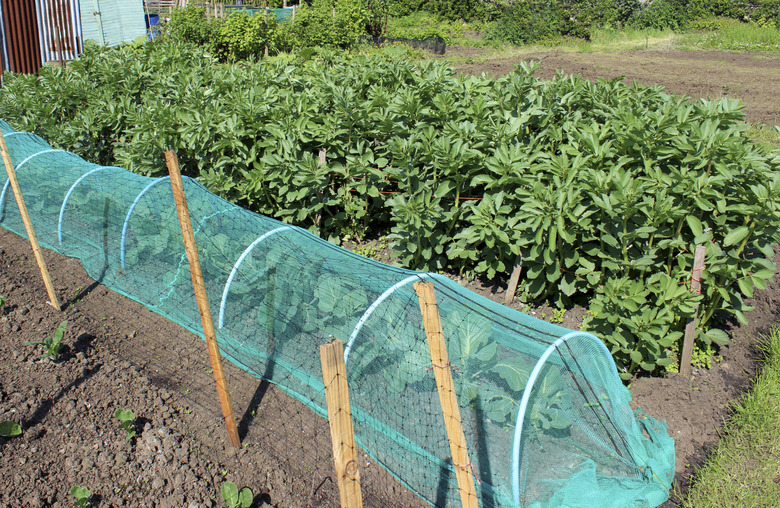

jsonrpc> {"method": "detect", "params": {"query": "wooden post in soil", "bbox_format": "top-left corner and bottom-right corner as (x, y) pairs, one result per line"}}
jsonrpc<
(264, 10), (269, 57)
(414, 281), (479, 508)
(0, 131), (61, 311)
(165, 149), (241, 448)
(504, 253), (523, 305)
(679, 245), (706, 377)
(320, 339), (363, 508)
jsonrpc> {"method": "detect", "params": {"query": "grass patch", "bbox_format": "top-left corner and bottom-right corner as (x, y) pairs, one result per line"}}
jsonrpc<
(578, 27), (678, 52)
(681, 22), (780, 53)
(683, 326), (780, 507)
(746, 125), (780, 151)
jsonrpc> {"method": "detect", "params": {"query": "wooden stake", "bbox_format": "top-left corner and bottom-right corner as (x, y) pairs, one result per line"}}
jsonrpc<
(0, 131), (61, 311)
(414, 281), (479, 508)
(320, 339), (363, 508)
(504, 253), (523, 305)
(680, 245), (706, 377)
(165, 150), (240, 448)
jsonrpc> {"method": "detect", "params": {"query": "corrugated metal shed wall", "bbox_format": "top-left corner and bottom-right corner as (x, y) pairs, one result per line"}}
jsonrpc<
(80, 0), (145, 47)
(1, 0), (42, 74)
(36, 0), (83, 65)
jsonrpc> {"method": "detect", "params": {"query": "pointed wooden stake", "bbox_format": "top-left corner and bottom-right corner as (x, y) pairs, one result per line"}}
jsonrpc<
(166, 150), (240, 448)
(0, 131), (61, 311)
(680, 245), (706, 377)
(320, 339), (363, 508)
(415, 281), (479, 508)
(504, 253), (523, 305)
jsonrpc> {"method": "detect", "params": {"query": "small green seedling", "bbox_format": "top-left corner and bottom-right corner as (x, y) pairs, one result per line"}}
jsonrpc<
(0, 420), (22, 437)
(70, 485), (90, 507)
(114, 408), (136, 440)
(550, 307), (566, 324)
(25, 320), (68, 361)
(221, 481), (253, 508)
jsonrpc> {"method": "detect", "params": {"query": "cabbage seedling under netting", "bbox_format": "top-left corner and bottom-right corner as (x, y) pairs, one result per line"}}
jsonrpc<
(0, 120), (674, 507)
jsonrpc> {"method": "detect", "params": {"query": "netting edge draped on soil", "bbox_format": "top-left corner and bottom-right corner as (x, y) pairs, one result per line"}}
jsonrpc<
(0, 120), (674, 507)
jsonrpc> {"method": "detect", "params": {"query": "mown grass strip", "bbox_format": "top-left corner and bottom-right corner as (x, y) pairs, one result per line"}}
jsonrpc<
(683, 326), (780, 507)
(687, 23), (780, 53)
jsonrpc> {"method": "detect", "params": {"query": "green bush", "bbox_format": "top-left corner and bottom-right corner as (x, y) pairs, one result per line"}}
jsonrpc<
(365, 0), (390, 37)
(385, 12), (462, 43)
(685, 16), (741, 32)
(165, 5), (213, 45)
(486, 1), (569, 44)
(631, 0), (780, 30)
(629, 0), (687, 30)
(387, 0), (499, 22)
(387, 0), (425, 17)
(487, 0), (642, 44)
(277, 1), (367, 50)
(484, 0), (779, 43)
(211, 11), (277, 61)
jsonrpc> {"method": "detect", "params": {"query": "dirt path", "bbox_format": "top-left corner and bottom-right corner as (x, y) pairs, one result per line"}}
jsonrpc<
(452, 48), (780, 126)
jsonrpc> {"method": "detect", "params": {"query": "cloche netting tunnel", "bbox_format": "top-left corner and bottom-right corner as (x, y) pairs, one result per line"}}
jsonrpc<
(0, 120), (674, 507)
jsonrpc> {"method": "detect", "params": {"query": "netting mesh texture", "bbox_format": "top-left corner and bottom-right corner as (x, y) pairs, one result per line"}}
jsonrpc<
(0, 120), (674, 507)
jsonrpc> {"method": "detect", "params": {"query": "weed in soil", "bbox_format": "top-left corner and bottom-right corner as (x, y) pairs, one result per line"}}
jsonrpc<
(0, 420), (22, 437)
(222, 481), (253, 508)
(114, 408), (137, 441)
(24, 320), (67, 361)
(69, 485), (91, 507)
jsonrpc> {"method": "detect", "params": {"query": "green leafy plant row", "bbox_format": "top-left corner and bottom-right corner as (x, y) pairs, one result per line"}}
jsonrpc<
(2, 42), (778, 379)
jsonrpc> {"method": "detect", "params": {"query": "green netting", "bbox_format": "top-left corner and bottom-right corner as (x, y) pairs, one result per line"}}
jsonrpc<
(0, 120), (674, 507)
(224, 6), (295, 22)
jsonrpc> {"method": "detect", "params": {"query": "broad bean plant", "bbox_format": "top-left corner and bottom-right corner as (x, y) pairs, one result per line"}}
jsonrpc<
(2, 41), (778, 379)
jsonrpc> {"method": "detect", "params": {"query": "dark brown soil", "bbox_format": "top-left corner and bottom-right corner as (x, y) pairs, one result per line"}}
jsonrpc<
(451, 48), (780, 127)
(0, 228), (425, 508)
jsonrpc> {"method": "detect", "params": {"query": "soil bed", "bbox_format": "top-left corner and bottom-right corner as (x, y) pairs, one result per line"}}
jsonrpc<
(0, 228), (424, 507)
(450, 47), (780, 126)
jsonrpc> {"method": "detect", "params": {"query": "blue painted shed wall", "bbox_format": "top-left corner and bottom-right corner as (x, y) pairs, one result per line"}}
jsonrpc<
(80, 0), (145, 46)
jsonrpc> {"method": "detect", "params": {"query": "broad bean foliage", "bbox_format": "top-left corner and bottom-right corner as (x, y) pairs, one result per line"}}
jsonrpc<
(2, 41), (778, 378)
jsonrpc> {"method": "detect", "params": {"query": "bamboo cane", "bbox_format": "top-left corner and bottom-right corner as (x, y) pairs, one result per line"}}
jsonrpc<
(165, 150), (240, 448)
(0, 131), (61, 311)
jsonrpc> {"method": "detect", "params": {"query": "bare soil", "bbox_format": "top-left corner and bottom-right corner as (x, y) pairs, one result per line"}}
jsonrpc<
(451, 48), (780, 127)
(0, 228), (424, 508)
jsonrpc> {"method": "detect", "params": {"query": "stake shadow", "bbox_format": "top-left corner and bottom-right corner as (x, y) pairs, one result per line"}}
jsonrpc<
(25, 363), (102, 429)
(60, 280), (101, 311)
(60, 198), (112, 310)
(474, 398), (496, 507)
(237, 265), (279, 441)
(237, 367), (275, 441)
(435, 457), (453, 508)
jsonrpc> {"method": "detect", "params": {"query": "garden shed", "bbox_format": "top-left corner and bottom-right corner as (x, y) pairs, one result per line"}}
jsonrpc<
(80, 0), (146, 47)
(0, 0), (145, 78)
